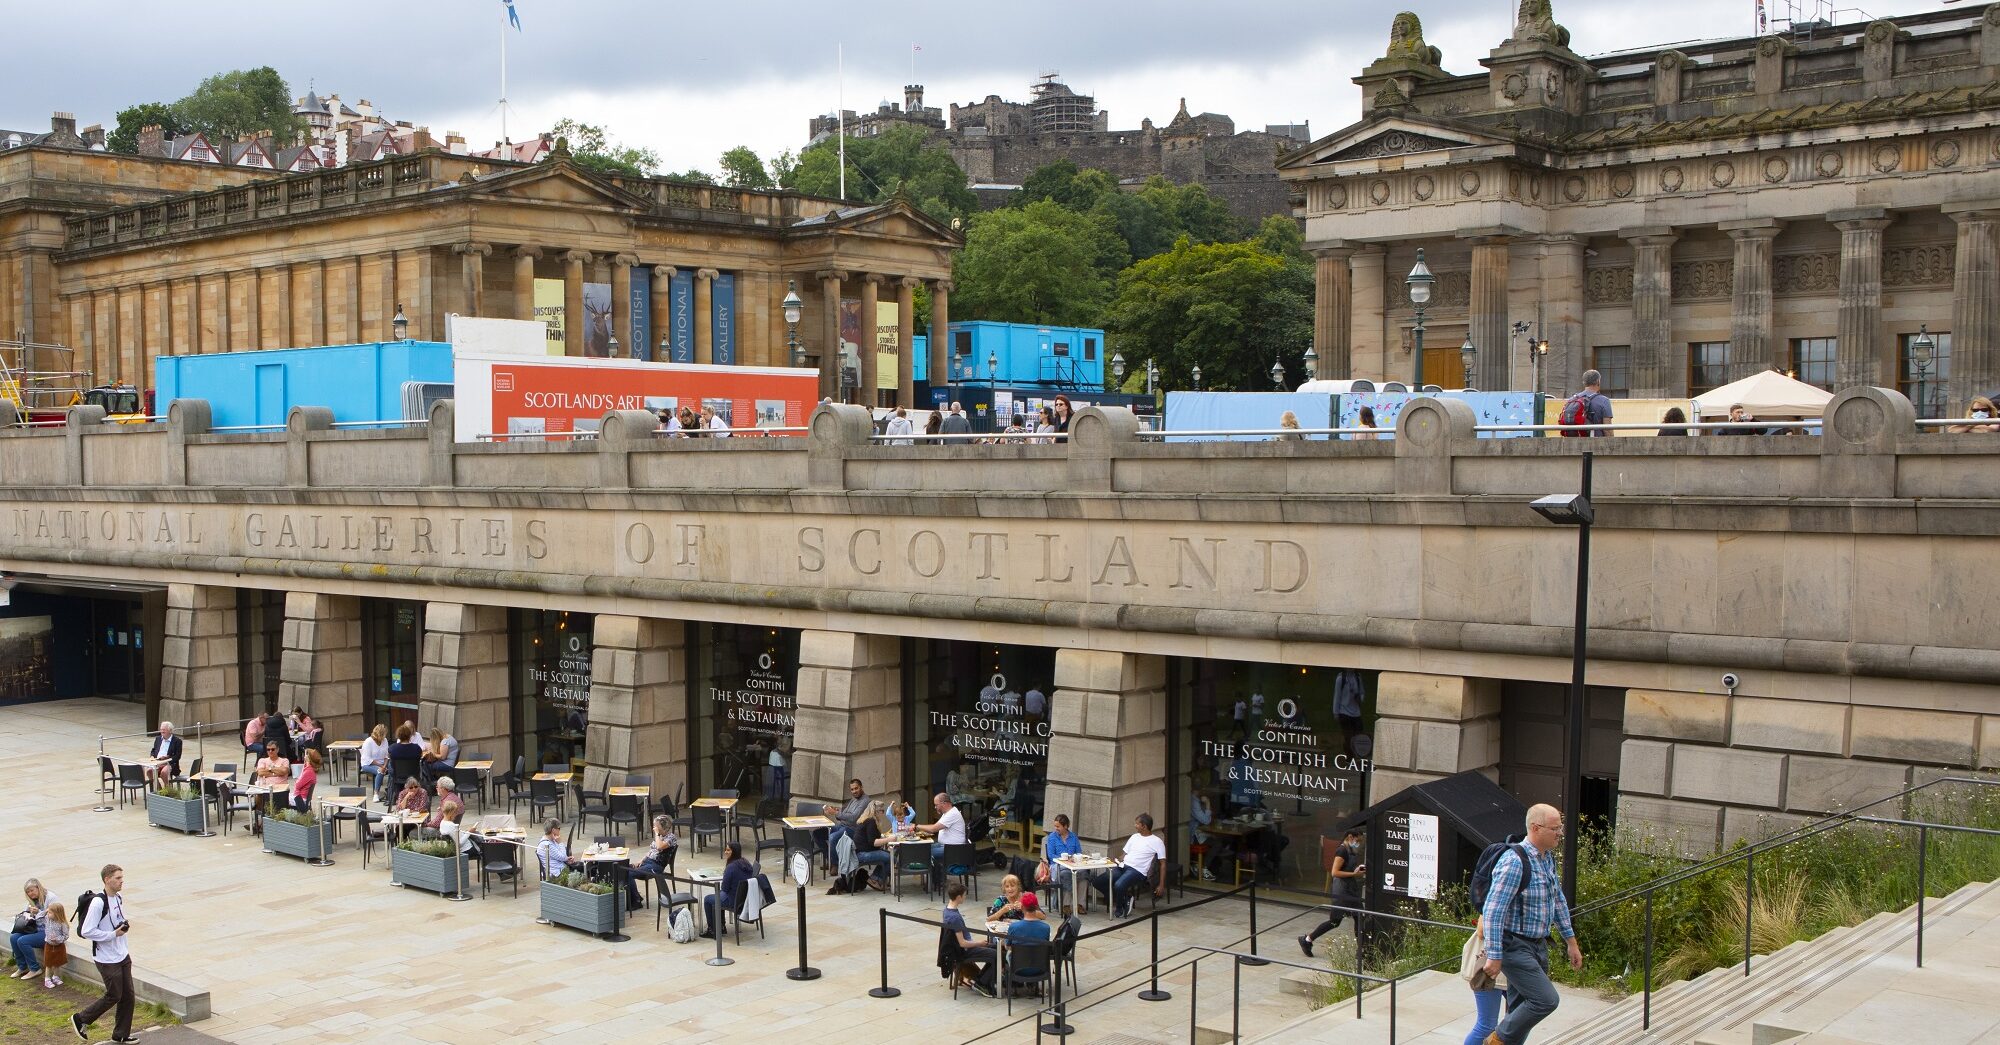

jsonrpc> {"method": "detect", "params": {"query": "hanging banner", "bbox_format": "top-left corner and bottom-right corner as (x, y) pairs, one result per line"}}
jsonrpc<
(669, 270), (695, 363)
(712, 273), (736, 366)
(532, 278), (566, 356)
(582, 282), (611, 357)
(875, 301), (899, 390)
(837, 297), (862, 396)
(630, 266), (652, 360)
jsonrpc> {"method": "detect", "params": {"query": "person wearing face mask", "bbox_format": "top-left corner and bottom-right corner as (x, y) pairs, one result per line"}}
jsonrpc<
(1947, 396), (1999, 434)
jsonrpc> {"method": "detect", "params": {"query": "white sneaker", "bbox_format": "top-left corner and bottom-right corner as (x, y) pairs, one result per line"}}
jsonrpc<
(1200, 869), (1217, 881)
(43, 976), (54, 988)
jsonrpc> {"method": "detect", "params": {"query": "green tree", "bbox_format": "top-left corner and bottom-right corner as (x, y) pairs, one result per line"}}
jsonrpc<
(106, 102), (184, 155)
(171, 67), (298, 142)
(769, 148), (800, 189)
(952, 201), (1125, 326)
(548, 118), (660, 178)
(1097, 177), (1251, 262)
(791, 126), (975, 222)
(1012, 160), (1117, 213)
(1105, 238), (1314, 392)
(665, 168), (717, 185)
(718, 146), (773, 189)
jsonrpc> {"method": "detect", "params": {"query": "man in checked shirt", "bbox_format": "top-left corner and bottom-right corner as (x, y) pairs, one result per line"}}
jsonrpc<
(1478, 804), (1584, 1045)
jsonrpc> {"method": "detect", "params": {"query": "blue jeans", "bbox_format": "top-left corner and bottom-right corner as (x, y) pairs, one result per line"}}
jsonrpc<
(1495, 933), (1559, 1044)
(363, 766), (387, 796)
(1091, 867), (1148, 913)
(9, 929), (44, 972)
(1463, 987), (1503, 1045)
(857, 850), (891, 883)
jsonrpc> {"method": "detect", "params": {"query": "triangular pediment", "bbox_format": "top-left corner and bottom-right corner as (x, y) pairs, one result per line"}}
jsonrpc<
(1279, 116), (1518, 170)
(472, 160), (656, 212)
(790, 198), (962, 246)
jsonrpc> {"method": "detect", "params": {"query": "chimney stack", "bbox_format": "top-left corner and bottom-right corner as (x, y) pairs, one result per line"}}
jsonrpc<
(81, 124), (106, 149)
(50, 112), (77, 137)
(137, 124), (165, 157)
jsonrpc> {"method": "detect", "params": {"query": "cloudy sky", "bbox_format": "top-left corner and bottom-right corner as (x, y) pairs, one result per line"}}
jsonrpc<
(2, 0), (1963, 174)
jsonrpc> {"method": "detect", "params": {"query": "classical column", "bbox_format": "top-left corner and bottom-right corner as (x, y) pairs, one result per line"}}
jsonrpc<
(739, 271), (768, 367)
(792, 630), (903, 809)
(584, 616), (688, 799)
(340, 257), (362, 344)
(1367, 672), (1501, 798)
(458, 242), (492, 318)
(694, 268), (718, 365)
(610, 254), (636, 357)
(1310, 244), (1355, 380)
(237, 270), (261, 352)
(158, 583), (241, 731)
(857, 273), (883, 403)
(419, 603), (513, 768)
(1832, 208), (1893, 389)
(513, 246), (541, 322)
(1948, 205), (2000, 413)
(267, 264), (292, 349)
(293, 261), (325, 348)
(1467, 235), (1511, 390)
(1043, 650), (1168, 852)
(1541, 236), (1586, 397)
(651, 265), (676, 360)
(1723, 219), (1783, 381)
(113, 287), (136, 385)
(928, 280), (952, 396)
(144, 281), (168, 390)
(1624, 227), (1679, 397)
(371, 252), (396, 342)
(168, 278), (194, 357)
(278, 592), (363, 741)
(817, 269), (847, 400)
(1350, 248), (1387, 380)
(562, 249), (590, 356)
(896, 277), (918, 408)
(397, 247), (435, 341)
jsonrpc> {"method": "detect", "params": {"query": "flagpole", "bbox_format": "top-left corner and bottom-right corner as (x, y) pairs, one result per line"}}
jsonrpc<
(500, 12), (509, 146)
(838, 42), (846, 200)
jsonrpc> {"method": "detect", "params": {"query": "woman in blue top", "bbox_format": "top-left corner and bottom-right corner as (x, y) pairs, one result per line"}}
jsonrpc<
(1039, 813), (1083, 903)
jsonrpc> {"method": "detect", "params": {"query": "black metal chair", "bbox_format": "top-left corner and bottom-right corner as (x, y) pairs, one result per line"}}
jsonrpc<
(328, 786), (365, 844)
(782, 826), (819, 885)
(1003, 940), (1055, 1014)
(690, 805), (725, 853)
(197, 769), (236, 831)
(97, 755), (117, 796)
(1054, 915), (1082, 991)
(892, 841), (933, 901)
(357, 806), (392, 870)
(389, 756), (423, 792)
(626, 843), (675, 911)
(185, 756), (203, 781)
(654, 868), (699, 933)
(528, 778), (564, 823)
(219, 780), (256, 835)
(607, 793), (644, 839)
(707, 789), (740, 800)
(456, 754), (490, 814)
(746, 818), (787, 865)
(623, 772), (652, 789)
(115, 763), (147, 808)
(479, 837), (521, 898)
(573, 781), (609, 839)
(730, 875), (770, 943)
(938, 842), (981, 901)
(494, 755), (526, 806)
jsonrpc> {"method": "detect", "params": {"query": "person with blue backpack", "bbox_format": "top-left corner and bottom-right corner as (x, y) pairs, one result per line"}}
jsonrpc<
(1475, 804), (1583, 1045)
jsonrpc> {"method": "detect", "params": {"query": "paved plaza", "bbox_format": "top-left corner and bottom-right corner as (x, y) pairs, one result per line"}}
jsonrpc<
(6, 699), (1339, 1045)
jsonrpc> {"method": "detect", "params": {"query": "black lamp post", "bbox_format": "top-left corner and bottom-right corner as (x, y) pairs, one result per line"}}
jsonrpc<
(1460, 336), (1477, 389)
(392, 303), (409, 341)
(1532, 337), (1550, 401)
(987, 349), (998, 390)
(1269, 358), (1286, 389)
(1145, 358), (1157, 396)
(1303, 345), (1319, 382)
(1191, 364), (1203, 392)
(1530, 453), (1595, 904)
(1406, 249), (1434, 389)
(1111, 352), (1126, 391)
(1911, 324), (1935, 418)
(782, 281), (804, 368)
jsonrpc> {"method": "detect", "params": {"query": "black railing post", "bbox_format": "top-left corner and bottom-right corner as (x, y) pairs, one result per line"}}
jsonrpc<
(1231, 955), (1243, 1044)
(868, 908), (901, 998)
(1390, 977), (1399, 1045)
(1743, 849), (1754, 976)
(1242, 879), (1267, 965)
(1643, 891), (1654, 1031)
(1355, 937), (1365, 1020)
(1917, 824), (1929, 968)
(1139, 909), (1171, 1001)
(1188, 959), (1200, 1045)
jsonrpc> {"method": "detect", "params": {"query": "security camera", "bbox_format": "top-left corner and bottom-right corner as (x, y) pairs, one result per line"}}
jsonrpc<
(1721, 673), (1740, 693)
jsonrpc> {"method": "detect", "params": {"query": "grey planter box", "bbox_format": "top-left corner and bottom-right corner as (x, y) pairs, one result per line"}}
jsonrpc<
(540, 880), (619, 936)
(145, 791), (207, 835)
(263, 817), (332, 863)
(392, 846), (470, 896)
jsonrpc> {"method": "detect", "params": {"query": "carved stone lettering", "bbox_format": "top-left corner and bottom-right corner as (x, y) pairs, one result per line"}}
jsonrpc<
(626, 522), (656, 565)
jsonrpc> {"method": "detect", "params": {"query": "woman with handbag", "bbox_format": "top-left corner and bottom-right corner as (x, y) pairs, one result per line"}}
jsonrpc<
(8, 878), (48, 979)
(1459, 916), (1507, 1045)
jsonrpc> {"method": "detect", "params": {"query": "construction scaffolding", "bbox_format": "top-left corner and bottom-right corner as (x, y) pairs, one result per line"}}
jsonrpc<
(0, 338), (95, 423)
(1029, 73), (1098, 133)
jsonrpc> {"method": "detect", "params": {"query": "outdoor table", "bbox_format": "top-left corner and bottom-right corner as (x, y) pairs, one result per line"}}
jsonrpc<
(573, 845), (635, 941)
(782, 815), (836, 829)
(531, 772), (573, 782)
(1053, 854), (1119, 915)
(327, 739), (363, 782)
(691, 796), (741, 839)
(607, 785), (651, 823)
(685, 867), (733, 966)
(457, 759), (495, 773)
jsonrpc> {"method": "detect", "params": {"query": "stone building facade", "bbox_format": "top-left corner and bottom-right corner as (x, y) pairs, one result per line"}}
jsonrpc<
(1280, 2), (2000, 414)
(0, 141), (958, 406)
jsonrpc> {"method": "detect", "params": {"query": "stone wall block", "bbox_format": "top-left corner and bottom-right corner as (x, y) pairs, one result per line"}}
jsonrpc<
(1375, 719), (1416, 769)
(799, 629), (864, 669)
(1625, 689), (1730, 744)
(822, 669), (857, 710)
(1376, 672), (1500, 721)
(792, 707), (850, 754)
(1731, 698), (1849, 755)
(1722, 807), (1813, 849)
(1055, 648), (1128, 695)
(592, 648), (635, 689)
(1851, 707), (1977, 766)
(592, 613), (642, 649)
(1083, 692), (1123, 738)
(1050, 691), (1086, 737)
(1621, 739), (1674, 796)
(793, 667), (828, 709)
(1616, 795), (1725, 859)
(1048, 736), (1120, 790)
(1784, 754), (1910, 814)
(1670, 746), (1788, 808)
(424, 602), (469, 635)
(1411, 721), (1468, 775)
(1368, 768), (1444, 799)
(1981, 718), (2000, 770)
(590, 685), (637, 727)
(1113, 733), (1167, 788)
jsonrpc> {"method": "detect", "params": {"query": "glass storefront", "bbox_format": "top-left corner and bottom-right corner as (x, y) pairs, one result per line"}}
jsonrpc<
(1170, 659), (1376, 896)
(691, 623), (800, 817)
(510, 609), (593, 771)
(361, 599), (425, 733)
(904, 639), (1057, 851)
(236, 590), (284, 721)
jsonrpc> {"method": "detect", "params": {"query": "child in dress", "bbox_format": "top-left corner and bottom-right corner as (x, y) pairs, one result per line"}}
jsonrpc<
(39, 900), (68, 988)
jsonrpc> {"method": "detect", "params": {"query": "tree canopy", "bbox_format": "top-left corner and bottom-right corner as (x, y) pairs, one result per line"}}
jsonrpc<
(172, 67), (298, 143)
(548, 118), (660, 179)
(790, 125), (975, 222)
(1104, 237), (1313, 393)
(106, 102), (184, 155)
(718, 146), (773, 189)
(952, 200), (1128, 327)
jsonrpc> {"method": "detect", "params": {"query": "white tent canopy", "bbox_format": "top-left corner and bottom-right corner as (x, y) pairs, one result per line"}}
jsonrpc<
(1689, 369), (1834, 419)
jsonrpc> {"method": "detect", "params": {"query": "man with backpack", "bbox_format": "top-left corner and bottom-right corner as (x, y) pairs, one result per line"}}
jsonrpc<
(1557, 371), (1613, 436)
(1477, 805), (1583, 1045)
(72, 864), (136, 1045)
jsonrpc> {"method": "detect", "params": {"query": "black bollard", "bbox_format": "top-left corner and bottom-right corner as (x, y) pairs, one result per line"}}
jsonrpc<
(1138, 909), (1170, 1001)
(786, 883), (821, 980)
(868, 907), (901, 998)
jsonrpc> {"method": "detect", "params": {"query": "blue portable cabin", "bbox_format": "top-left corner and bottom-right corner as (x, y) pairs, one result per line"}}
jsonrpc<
(911, 321), (1106, 390)
(153, 341), (455, 429)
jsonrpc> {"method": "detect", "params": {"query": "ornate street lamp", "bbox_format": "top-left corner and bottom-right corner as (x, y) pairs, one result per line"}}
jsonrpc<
(782, 280), (804, 368)
(987, 350), (999, 387)
(608, 333), (620, 358)
(1269, 358), (1286, 389)
(1406, 249), (1434, 389)
(1191, 364), (1203, 392)
(1145, 358), (1157, 396)
(1460, 335), (1477, 389)
(1303, 345), (1319, 381)
(1111, 352), (1126, 388)
(1911, 324), (1935, 418)
(391, 303), (409, 341)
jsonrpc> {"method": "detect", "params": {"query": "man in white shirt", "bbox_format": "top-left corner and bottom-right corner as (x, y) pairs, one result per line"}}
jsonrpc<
(1093, 813), (1169, 918)
(704, 406), (731, 437)
(918, 791), (969, 883)
(73, 863), (135, 1044)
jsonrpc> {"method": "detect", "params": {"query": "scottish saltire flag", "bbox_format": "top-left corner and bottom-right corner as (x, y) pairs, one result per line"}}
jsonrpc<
(503, 0), (521, 31)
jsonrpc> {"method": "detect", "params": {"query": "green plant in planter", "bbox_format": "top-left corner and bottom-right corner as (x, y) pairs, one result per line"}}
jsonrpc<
(551, 870), (614, 895)
(268, 809), (320, 827)
(398, 837), (457, 858)
(154, 783), (200, 801)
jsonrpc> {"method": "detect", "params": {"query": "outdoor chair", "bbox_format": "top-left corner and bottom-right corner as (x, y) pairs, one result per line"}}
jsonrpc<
(494, 754), (525, 805)
(626, 844), (676, 910)
(746, 818), (787, 865)
(1003, 940), (1054, 1015)
(389, 756), (423, 792)
(892, 841), (934, 901)
(198, 769), (236, 830)
(606, 793), (644, 838)
(623, 772), (652, 789)
(328, 786), (365, 844)
(456, 754), (489, 813)
(690, 804), (725, 853)
(730, 875), (770, 943)
(97, 754), (117, 796)
(572, 780), (609, 839)
(938, 842), (980, 901)
(220, 780), (257, 835)
(653, 869), (698, 933)
(115, 762), (147, 808)
(477, 837), (521, 898)
(1054, 915), (1082, 992)
(528, 777), (564, 823)
(782, 826), (818, 885)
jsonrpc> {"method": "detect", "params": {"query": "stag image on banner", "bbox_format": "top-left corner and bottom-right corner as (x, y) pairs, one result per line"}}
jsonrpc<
(583, 282), (612, 357)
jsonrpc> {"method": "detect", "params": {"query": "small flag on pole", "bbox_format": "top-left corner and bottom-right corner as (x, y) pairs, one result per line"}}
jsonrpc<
(1755, 0), (1767, 34)
(504, 0), (522, 31)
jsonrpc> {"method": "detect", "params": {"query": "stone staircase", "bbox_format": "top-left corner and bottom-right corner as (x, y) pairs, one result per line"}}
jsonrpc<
(1541, 877), (2000, 1045)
